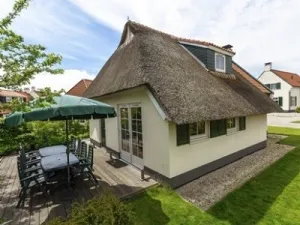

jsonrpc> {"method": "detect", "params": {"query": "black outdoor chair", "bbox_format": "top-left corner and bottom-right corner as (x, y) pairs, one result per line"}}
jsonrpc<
(74, 139), (82, 157)
(16, 157), (46, 208)
(19, 145), (41, 169)
(77, 144), (98, 184)
(69, 136), (77, 154)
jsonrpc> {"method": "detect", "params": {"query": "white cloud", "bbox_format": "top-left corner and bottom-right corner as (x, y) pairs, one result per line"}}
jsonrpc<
(69, 0), (300, 76)
(24, 69), (94, 91)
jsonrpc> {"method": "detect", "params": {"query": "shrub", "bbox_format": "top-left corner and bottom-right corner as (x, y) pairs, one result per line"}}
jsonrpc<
(47, 191), (134, 225)
(0, 120), (89, 156)
(296, 107), (300, 113)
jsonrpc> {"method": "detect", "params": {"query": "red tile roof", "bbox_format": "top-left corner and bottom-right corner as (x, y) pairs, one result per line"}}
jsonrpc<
(67, 79), (93, 97)
(233, 62), (272, 94)
(271, 69), (300, 87)
(0, 89), (29, 98)
(127, 21), (235, 54)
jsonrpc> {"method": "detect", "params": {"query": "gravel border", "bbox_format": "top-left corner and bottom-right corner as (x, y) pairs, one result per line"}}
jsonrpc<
(177, 137), (294, 210)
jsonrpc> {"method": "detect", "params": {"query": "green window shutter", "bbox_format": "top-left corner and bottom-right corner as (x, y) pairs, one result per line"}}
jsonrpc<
(210, 120), (218, 138)
(218, 119), (227, 135)
(239, 117), (246, 131)
(279, 97), (283, 106)
(276, 83), (281, 89)
(176, 124), (190, 146)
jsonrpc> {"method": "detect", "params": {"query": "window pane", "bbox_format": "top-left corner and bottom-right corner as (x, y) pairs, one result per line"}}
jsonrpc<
(138, 146), (143, 159)
(131, 107), (137, 119)
(218, 119), (227, 135)
(227, 118), (236, 129)
(132, 144), (138, 156)
(132, 132), (138, 145)
(137, 108), (142, 119)
(239, 117), (246, 131)
(216, 55), (225, 70)
(138, 133), (143, 145)
(197, 121), (205, 134)
(132, 120), (137, 132)
(189, 123), (197, 136)
(137, 120), (142, 132)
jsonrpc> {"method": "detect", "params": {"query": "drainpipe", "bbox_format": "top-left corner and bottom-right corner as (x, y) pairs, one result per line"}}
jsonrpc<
(289, 91), (291, 112)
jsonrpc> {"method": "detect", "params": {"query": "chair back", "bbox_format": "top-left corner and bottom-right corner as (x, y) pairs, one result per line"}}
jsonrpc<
(75, 139), (82, 157)
(19, 144), (27, 164)
(69, 136), (76, 153)
(17, 157), (26, 187)
(87, 144), (94, 169)
(80, 141), (88, 158)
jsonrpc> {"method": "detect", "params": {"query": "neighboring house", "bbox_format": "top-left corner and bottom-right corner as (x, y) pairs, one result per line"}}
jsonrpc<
(0, 89), (30, 117)
(67, 79), (93, 97)
(258, 62), (300, 111)
(84, 21), (281, 188)
(233, 62), (272, 96)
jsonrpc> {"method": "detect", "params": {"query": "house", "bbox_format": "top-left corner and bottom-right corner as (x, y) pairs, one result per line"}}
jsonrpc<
(67, 79), (93, 97)
(258, 62), (300, 111)
(84, 21), (281, 188)
(0, 89), (30, 117)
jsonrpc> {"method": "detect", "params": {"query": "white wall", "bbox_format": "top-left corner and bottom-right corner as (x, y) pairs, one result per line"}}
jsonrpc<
(290, 87), (300, 110)
(168, 114), (267, 178)
(258, 71), (291, 110)
(89, 119), (101, 143)
(94, 86), (171, 177)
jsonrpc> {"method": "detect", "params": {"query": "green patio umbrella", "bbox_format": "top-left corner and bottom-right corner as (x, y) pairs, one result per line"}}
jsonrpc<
(4, 94), (116, 184)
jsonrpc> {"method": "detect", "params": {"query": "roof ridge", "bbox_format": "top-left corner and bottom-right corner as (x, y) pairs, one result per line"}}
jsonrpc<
(128, 20), (235, 54)
(271, 69), (299, 76)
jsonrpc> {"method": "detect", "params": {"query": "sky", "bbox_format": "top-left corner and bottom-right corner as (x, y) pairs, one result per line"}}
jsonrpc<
(0, 0), (299, 91)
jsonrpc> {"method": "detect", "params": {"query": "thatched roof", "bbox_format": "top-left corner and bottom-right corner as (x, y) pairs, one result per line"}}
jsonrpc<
(84, 21), (282, 124)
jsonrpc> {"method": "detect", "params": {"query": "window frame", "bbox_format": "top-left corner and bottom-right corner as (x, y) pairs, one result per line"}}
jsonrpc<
(291, 96), (297, 107)
(226, 117), (238, 134)
(189, 121), (209, 143)
(6, 96), (12, 103)
(215, 53), (226, 72)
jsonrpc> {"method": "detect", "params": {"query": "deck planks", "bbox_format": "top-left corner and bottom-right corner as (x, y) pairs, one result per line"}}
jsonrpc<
(0, 147), (157, 225)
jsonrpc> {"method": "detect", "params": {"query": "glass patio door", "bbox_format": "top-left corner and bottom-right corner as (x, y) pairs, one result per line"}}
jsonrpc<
(119, 104), (143, 168)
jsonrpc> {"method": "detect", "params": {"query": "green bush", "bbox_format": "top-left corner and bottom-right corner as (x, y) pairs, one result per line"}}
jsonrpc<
(296, 107), (300, 113)
(47, 191), (134, 225)
(0, 120), (89, 156)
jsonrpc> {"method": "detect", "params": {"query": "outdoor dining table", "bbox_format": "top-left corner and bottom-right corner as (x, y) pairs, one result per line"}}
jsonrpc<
(40, 152), (79, 173)
(39, 145), (67, 157)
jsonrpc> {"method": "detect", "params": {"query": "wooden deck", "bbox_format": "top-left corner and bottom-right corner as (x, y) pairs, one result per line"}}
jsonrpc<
(0, 148), (157, 225)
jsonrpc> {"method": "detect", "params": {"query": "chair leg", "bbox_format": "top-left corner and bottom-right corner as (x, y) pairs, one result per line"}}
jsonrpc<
(88, 167), (98, 184)
(16, 188), (25, 208)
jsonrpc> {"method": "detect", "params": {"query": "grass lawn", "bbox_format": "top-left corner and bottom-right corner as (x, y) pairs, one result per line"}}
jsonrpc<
(268, 126), (300, 136)
(278, 135), (300, 146)
(129, 137), (300, 225)
(291, 120), (300, 123)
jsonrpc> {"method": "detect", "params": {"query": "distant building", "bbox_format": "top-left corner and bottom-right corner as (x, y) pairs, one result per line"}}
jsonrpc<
(67, 79), (93, 97)
(258, 62), (300, 111)
(0, 89), (31, 117)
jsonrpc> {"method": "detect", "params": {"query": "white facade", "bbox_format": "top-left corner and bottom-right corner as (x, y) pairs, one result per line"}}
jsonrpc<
(258, 62), (300, 111)
(89, 86), (268, 182)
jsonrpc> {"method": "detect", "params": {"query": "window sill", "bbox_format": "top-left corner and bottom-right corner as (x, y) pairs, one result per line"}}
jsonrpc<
(215, 68), (226, 73)
(190, 135), (209, 145)
(227, 128), (238, 135)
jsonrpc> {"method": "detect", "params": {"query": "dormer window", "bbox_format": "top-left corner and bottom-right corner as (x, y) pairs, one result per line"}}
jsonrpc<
(215, 53), (226, 72)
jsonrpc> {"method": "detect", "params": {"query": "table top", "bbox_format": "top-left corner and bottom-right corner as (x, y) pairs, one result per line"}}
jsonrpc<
(41, 153), (79, 172)
(39, 145), (67, 157)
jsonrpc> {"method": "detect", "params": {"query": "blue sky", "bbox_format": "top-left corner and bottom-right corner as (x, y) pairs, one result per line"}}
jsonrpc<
(1, 0), (300, 90)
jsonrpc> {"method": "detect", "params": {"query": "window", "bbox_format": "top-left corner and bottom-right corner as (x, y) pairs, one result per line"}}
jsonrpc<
(227, 118), (236, 129)
(189, 120), (206, 136)
(273, 97), (283, 106)
(176, 124), (190, 146)
(291, 96), (297, 107)
(239, 117), (246, 131)
(266, 83), (281, 90)
(6, 96), (12, 102)
(210, 119), (226, 138)
(215, 53), (225, 72)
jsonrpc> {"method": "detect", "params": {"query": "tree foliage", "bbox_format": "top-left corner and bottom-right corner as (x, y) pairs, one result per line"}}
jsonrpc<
(0, 0), (63, 88)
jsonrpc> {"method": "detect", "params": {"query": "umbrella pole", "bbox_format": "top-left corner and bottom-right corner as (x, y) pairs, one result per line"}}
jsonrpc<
(66, 119), (71, 185)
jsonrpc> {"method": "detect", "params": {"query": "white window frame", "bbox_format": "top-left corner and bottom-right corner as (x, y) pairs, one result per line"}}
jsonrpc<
(6, 96), (12, 103)
(291, 96), (297, 107)
(190, 121), (209, 144)
(227, 117), (238, 134)
(215, 53), (226, 72)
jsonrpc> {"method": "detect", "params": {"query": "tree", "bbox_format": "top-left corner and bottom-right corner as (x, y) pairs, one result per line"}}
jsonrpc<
(0, 0), (63, 88)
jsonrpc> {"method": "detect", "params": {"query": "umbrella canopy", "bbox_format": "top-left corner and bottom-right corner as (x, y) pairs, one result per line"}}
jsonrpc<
(4, 95), (116, 127)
